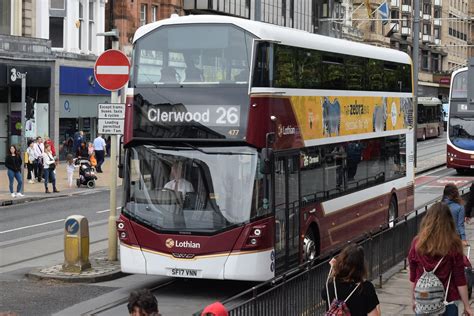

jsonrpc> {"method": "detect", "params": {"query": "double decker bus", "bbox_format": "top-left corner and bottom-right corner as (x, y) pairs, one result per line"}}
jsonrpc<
(447, 67), (474, 173)
(416, 97), (443, 140)
(117, 15), (414, 281)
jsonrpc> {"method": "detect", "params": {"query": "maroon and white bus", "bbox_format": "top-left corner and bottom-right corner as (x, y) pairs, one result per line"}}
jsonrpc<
(116, 15), (415, 281)
(447, 67), (474, 173)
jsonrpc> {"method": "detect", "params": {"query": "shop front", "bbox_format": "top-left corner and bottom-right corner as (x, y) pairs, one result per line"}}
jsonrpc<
(58, 66), (110, 159)
(0, 62), (53, 163)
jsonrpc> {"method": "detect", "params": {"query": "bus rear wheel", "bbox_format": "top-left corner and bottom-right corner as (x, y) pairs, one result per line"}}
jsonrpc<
(388, 196), (398, 228)
(303, 229), (318, 262)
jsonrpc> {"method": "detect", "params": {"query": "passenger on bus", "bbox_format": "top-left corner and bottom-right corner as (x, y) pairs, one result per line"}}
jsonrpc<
(127, 289), (160, 316)
(164, 161), (194, 196)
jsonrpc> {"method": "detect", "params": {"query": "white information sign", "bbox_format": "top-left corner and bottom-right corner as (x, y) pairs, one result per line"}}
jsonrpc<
(98, 119), (124, 135)
(98, 103), (125, 119)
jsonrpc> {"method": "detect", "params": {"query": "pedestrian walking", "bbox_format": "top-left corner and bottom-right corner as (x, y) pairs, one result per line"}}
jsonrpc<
(73, 131), (84, 156)
(87, 142), (94, 156)
(127, 289), (160, 316)
(5, 145), (24, 198)
(201, 302), (229, 316)
(76, 141), (88, 159)
(26, 139), (36, 183)
(322, 244), (381, 316)
(42, 144), (59, 194)
(89, 151), (97, 168)
(443, 183), (468, 246)
(464, 182), (474, 222)
(93, 134), (106, 173)
(106, 136), (111, 157)
(65, 154), (76, 188)
(408, 202), (473, 316)
(44, 136), (56, 157)
(33, 136), (44, 182)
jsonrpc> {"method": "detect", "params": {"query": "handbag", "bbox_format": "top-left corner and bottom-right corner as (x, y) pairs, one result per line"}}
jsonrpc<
(47, 154), (56, 171)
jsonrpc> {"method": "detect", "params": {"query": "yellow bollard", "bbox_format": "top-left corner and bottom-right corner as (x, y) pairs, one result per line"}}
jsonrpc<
(62, 215), (91, 273)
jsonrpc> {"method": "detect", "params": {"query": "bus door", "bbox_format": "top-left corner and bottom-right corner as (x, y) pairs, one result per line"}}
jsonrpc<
(274, 154), (300, 274)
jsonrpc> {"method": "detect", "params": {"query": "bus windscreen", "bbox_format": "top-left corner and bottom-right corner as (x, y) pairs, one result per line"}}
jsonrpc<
(133, 24), (254, 85)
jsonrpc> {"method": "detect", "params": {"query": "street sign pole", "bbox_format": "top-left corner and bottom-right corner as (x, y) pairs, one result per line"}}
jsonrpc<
(21, 75), (26, 194)
(94, 31), (129, 262)
(108, 39), (119, 262)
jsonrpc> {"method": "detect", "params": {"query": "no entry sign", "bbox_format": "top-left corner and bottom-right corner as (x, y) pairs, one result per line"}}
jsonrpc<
(94, 49), (130, 91)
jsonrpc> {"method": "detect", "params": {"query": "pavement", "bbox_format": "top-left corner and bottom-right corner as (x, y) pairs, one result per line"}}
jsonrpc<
(0, 158), (122, 206)
(376, 185), (474, 315)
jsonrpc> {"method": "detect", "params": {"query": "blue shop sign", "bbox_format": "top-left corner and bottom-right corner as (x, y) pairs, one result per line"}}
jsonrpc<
(60, 66), (111, 96)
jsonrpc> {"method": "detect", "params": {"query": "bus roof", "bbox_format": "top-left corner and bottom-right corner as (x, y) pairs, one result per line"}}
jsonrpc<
(418, 97), (441, 106)
(133, 15), (412, 65)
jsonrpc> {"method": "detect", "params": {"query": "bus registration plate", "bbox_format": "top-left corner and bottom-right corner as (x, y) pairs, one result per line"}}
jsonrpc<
(168, 268), (200, 278)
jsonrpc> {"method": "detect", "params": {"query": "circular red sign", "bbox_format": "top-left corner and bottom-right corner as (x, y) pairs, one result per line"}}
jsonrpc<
(94, 49), (130, 91)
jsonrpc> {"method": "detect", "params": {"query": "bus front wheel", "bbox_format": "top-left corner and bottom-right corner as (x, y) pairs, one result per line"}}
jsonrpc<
(303, 229), (318, 262)
(388, 196), (398, 228)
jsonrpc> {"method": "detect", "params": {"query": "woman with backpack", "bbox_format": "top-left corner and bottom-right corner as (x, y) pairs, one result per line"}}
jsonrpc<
(443, 183), (468, 246)
(408, 202), (473, 316)
(322, 244), (381, 316)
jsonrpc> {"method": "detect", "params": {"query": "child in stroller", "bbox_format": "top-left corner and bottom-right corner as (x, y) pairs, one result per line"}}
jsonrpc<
(75, 158), (97, 188)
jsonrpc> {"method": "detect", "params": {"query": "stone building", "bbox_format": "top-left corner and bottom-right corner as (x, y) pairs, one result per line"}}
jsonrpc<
(0, 0), (109, 162)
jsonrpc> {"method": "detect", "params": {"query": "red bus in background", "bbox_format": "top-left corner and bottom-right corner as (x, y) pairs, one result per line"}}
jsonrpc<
(447, 67), (474, 173)
(116, 15), (415, 281)
(416, 97), (443, 140)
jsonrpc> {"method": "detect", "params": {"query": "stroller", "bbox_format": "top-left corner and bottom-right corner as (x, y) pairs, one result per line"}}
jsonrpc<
(75, 158), (98, 189)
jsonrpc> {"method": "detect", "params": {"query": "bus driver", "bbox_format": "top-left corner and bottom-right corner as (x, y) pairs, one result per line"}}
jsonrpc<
(164, 161), (194, 196)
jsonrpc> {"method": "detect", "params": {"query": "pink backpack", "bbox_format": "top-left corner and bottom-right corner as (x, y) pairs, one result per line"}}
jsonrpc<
(325, 273), (360, 316)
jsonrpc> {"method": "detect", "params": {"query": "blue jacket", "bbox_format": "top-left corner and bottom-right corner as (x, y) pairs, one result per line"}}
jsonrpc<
(444, 198), (466, 240)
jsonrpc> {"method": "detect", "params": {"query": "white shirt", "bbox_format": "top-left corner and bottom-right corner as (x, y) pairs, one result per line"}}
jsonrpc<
(164, 179), (194, 195)
(26, 147), (36, 163)
(33, 142), (44, 159)
(42, 152), (55, 169)
(93, 137), (106, 151)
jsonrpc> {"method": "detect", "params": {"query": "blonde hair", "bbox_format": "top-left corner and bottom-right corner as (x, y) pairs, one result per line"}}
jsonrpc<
(416, 202), (463, 256)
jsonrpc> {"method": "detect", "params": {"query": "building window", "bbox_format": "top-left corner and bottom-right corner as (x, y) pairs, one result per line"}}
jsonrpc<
(423, 23), (430, 35)
(49, 17), (64, 48)
(402, 15), (409, 27)
(88, 1), (94, 51)
(78, 2), (83, 50)
(0, 0), (11, 35)
(50, 0), (65, 10)
(432, 54), (440, 72)
(434, 27), (440, 39)
(421, 50), (429, 70)
(152, 6), (158, 22)
(140, 4), (147, 26)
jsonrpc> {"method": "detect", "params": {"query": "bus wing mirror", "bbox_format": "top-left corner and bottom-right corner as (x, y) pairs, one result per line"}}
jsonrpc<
(118, 136), (124, 179)
(260, 148), (273, 174)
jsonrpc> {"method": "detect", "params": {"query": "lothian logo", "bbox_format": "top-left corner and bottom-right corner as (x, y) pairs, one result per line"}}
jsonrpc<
(165, 238), (201, 249)
(165, 238), (175, 249)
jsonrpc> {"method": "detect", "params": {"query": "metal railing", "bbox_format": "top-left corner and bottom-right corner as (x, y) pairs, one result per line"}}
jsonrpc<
(193, 185), (472, 316)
